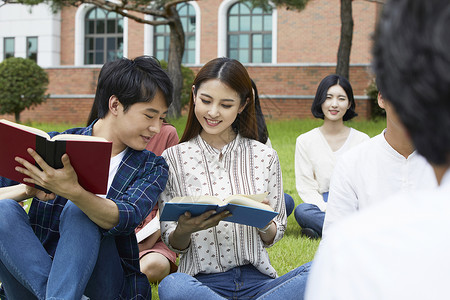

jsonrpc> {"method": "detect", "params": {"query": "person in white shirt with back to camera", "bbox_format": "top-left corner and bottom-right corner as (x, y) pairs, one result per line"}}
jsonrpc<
(322, 91), (437, 237)
(306, 0), (450, 299)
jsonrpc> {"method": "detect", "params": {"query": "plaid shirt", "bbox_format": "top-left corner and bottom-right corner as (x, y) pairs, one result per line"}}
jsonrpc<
(0, 123), (169, 299)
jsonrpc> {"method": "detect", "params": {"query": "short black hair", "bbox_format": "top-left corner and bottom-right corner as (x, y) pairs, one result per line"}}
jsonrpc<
(311, 74), (357, 121)
(372, 0), (450, 165)
(87, 56), (173, 125)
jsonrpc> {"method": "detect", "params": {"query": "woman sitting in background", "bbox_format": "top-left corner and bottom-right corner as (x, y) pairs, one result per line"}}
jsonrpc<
(294, 74), (369, 239)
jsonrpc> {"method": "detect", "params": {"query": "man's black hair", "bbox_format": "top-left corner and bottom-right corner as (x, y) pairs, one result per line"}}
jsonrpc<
(87, 56), (173, 125)
(372, 0), (450, 165)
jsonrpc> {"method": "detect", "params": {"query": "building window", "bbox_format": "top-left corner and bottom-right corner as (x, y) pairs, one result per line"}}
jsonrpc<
(85, 8), (123, 64)
(227, 1), (272, 63)
(27, 37), (38, 62)
(154, 3), (196, 64)
(4, 37), (14, 59)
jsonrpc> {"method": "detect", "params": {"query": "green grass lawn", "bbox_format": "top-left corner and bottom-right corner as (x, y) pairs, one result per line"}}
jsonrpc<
(28, 117), (386, 299)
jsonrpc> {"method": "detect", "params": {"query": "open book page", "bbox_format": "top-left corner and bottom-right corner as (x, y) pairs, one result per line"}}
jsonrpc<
(0, 119), (49, 139)
(136, 214), (160, 243)
(223, 193), (272, 211)
(0, 120), (108, 143)
(170, 195), (224, 206)
(170, 193), (270, 208)
(51, 134), (109, 142)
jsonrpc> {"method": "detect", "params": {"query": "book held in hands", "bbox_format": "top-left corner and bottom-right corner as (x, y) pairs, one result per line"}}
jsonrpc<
(0, 119), (112, 194)
(159, 193), (278, 228)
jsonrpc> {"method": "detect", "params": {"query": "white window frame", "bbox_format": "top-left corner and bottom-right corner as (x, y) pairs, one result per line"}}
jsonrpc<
(218, 0), (277, 64)
(74, 4), (128, 66)
(144, 1), (201, 65)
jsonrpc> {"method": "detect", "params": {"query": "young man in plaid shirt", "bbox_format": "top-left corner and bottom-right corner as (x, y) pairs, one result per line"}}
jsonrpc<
(0, 55), (173, 299)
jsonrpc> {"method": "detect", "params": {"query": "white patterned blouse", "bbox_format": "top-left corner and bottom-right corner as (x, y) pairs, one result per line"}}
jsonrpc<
(159, 134), (286, 278)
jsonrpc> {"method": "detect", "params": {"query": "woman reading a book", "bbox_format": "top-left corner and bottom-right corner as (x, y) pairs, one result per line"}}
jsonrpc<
(157, 57), (311, 300)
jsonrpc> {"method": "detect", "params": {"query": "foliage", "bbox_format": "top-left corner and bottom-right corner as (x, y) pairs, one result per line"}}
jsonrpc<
(245, 0), (309, 11)
(159, 60), (194, 109)
(366, 79), (386, 120)
(0, 57), (49, 123)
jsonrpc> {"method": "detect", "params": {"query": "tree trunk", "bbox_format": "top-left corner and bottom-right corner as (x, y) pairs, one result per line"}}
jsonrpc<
(167, 7), (185, 119)
(14, 111), (20, 123)
(336, 0), (353, 79)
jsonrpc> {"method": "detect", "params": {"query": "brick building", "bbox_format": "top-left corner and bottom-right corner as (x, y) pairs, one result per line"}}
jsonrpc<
(0, 0), (381, 124)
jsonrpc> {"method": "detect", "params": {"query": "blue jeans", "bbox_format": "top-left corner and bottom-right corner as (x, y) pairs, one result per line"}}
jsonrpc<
(158, 262), (312, 300)
(294, 203), (325, 236)
(0, 199), (124, 300)
(284, 193), (295, 217)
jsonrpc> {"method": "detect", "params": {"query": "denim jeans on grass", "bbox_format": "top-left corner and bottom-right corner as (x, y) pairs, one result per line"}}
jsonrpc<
(158, 262), (312, 300)
(294, 204), (325, 237)
(0, 199), (124, 300)
(284, 193), (295, 217)
(294, 192), (328, 236)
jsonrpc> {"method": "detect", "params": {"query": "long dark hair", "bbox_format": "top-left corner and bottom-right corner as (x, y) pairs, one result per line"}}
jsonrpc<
(372, 0), (450, 165)
(180, 57), (258, 143)
(252, 79), (269, 144)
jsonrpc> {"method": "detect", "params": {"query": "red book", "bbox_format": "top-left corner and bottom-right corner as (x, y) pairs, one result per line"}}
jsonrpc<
(0, 119), (112, 194)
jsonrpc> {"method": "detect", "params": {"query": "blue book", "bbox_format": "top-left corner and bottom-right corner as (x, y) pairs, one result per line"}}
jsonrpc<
(159, 193), (278, 228)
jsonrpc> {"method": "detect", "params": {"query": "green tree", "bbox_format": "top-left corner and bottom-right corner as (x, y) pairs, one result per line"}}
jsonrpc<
(0, 57), (49, 123)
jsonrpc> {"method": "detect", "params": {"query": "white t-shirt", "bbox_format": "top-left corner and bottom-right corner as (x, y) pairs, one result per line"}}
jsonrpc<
(306, 169), (450, 300)
(323, 130), (437, 236)
(294, 127), (369, 211)
(97, 149), (126, 198)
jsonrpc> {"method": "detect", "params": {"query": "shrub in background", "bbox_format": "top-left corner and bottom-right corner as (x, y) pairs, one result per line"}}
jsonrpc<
(0, 57), (49, 123)
(366, 79), (385, 120)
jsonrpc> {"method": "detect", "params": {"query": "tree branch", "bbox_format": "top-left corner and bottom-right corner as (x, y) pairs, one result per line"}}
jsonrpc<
(362, 0), (386, 4)
(163, 0), (188, 10)
(1, 0), (21, 5)
(80, 0), (171, 24)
